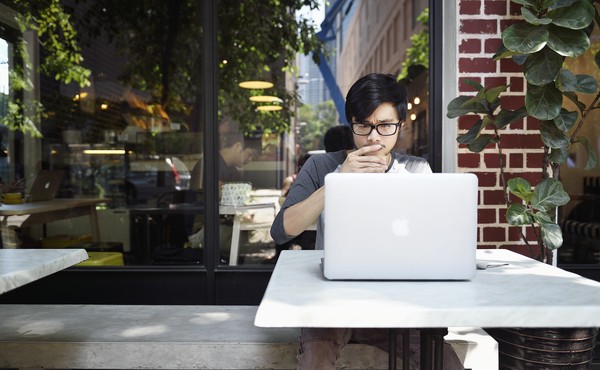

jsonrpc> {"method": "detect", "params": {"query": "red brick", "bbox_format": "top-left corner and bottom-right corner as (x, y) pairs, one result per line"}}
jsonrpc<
(508, 224), (525, 241)
(509, 76), (524, 92)
(460, 1), (482, 15)
(484, 1), (507, 15)
(459, 77), (482, 92)
(458, 115), (481, 130)
(499, 95), (524, 110)
(483, 189), (507, 205)
(484, 38), (503, 54)
(459, 38), (481, 54)
(484, 76), (507, 89)
(459, 57), (497, 73)
(504, 172), (544, 187)
(458, 153), (481, 168)
(526, 153), (545, 168)
(483, 226), (507, 242)
(504, 118), (524, 130)
(510, 153), (524, 168)
(500, 19), (522, 32)
(500, 58), (523, 73)
(460, 19), (498, 34)
(501, 134), (543, 149)
(484, 152), (505, 168)
(509, 2), (522, 15)
(478, 208), (497, 224)
(478, 172), (499, 188)
(526, 117), (540, 130)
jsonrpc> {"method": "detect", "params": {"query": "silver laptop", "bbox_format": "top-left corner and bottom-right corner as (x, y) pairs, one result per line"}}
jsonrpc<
(28, 170), (64, 202)
(323, 172), (478, 280)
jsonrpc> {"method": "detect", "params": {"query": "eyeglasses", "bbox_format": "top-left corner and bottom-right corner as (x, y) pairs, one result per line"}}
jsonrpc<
(351, 122), (401, 136)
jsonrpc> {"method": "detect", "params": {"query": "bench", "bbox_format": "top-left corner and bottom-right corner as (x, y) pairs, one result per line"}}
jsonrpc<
(0, 304), (497, 369)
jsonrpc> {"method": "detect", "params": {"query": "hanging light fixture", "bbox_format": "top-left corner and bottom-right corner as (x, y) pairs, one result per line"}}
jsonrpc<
(256, 105), (283, 111)
(239, 80), (274, 89)
(249, 95), (282, 103)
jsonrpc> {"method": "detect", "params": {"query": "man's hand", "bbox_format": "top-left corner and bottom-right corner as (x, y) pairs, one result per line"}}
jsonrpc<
(340, 145), (388, 173)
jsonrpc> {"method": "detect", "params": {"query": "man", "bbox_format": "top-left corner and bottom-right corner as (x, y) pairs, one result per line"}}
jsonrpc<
(270, 73), (463, 369)
(190, 131), (258, 190)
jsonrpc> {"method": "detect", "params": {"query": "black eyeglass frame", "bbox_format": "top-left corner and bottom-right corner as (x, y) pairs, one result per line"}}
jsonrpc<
(350, 122), (402, 136)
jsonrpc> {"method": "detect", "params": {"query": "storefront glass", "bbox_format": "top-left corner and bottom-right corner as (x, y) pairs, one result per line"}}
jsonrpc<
(559, 26), (600, 266)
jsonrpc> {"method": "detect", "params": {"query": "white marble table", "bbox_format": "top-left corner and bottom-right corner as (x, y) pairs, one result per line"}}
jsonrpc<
(0, 249), (88, 294)
(220, 203), (276, 266)
(256, 249), (600, 328)
(255, 249), (600, 369)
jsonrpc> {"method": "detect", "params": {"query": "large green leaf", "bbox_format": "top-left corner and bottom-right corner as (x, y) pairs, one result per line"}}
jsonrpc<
(556, 68), (577, 92)
(595, 50), (600, 69)
(522, 7), (553, 25)
(513, 54), (529, 65)
(575, 74), (597, 94)
(525, 83), (563, 120)
(577, 136), (599, 170)
(549, 146), (570, 164)
(524, 47), (564, 85)
(446, 96), (488, 118)
(502, 23), (549, 54)
(534, 211), (564, 250)
(547, 0), (582, 11)
(540, 120), (570, 148)
(532, 178), (570, 211)
(495, 107), (529, 129)
(508, 177), (534, 202)
(507, 203), (534, 226)
(484, 85), (509, 104)
(468, 134), (496, 152)
(553, 108), (578, 130)
(548, 0), (595, 30)
(547, 25), (590, 57)
(456, 119), (483, 145)
(464, 79), (484, 91)
(493, 43), (519, 60)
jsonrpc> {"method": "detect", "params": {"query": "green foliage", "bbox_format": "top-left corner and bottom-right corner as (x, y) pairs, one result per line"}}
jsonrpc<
(1, 0), (92, 137)
(298, 100), (338, 152)
(446, 0), (600, 259)
(76, 0), (324, 134)
(399, 8), (429, 80)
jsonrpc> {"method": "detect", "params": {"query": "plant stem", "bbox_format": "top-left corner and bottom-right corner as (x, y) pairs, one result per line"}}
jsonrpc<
(494, 127), (533, 255)
(571, 91), (600, 144)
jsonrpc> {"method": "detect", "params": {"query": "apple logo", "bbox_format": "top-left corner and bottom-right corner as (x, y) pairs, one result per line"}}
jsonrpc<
(44, 182), (50, 189)
(392, 217), (410, 236)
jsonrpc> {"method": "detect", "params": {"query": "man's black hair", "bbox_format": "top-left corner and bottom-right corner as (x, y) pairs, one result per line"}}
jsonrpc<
(344, 73), (408, 124)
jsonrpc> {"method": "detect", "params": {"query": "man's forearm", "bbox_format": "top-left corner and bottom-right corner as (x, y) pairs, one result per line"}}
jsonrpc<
(282, 187), (325, 237)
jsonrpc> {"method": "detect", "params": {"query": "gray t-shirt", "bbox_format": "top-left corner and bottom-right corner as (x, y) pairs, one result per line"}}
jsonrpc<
(270, 150), (432, 250)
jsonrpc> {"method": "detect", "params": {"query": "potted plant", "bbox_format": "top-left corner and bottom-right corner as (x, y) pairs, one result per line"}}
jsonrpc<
(447, 0), (600, 367)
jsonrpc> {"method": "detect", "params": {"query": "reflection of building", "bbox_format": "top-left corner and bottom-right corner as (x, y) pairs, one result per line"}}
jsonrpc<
(297, 54), (330, 106)
(336, 0), (428, 93)
(325, 0), (428, 156)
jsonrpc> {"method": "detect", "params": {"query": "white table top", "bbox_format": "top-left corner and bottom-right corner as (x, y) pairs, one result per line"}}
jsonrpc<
(0, 198), (106, 216)
(255, 249), (600, 329)
(0, 249), (88, 294)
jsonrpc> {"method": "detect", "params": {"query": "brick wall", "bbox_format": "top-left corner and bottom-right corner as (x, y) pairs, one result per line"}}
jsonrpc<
(457, 0), (544, 257)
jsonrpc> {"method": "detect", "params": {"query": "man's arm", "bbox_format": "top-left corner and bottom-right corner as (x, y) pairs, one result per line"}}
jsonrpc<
(282, 186), (325, 237)
(278, 145), (387, 238)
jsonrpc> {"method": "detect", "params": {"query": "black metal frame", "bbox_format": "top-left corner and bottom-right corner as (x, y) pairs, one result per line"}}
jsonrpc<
(429, 0), (443, 173)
